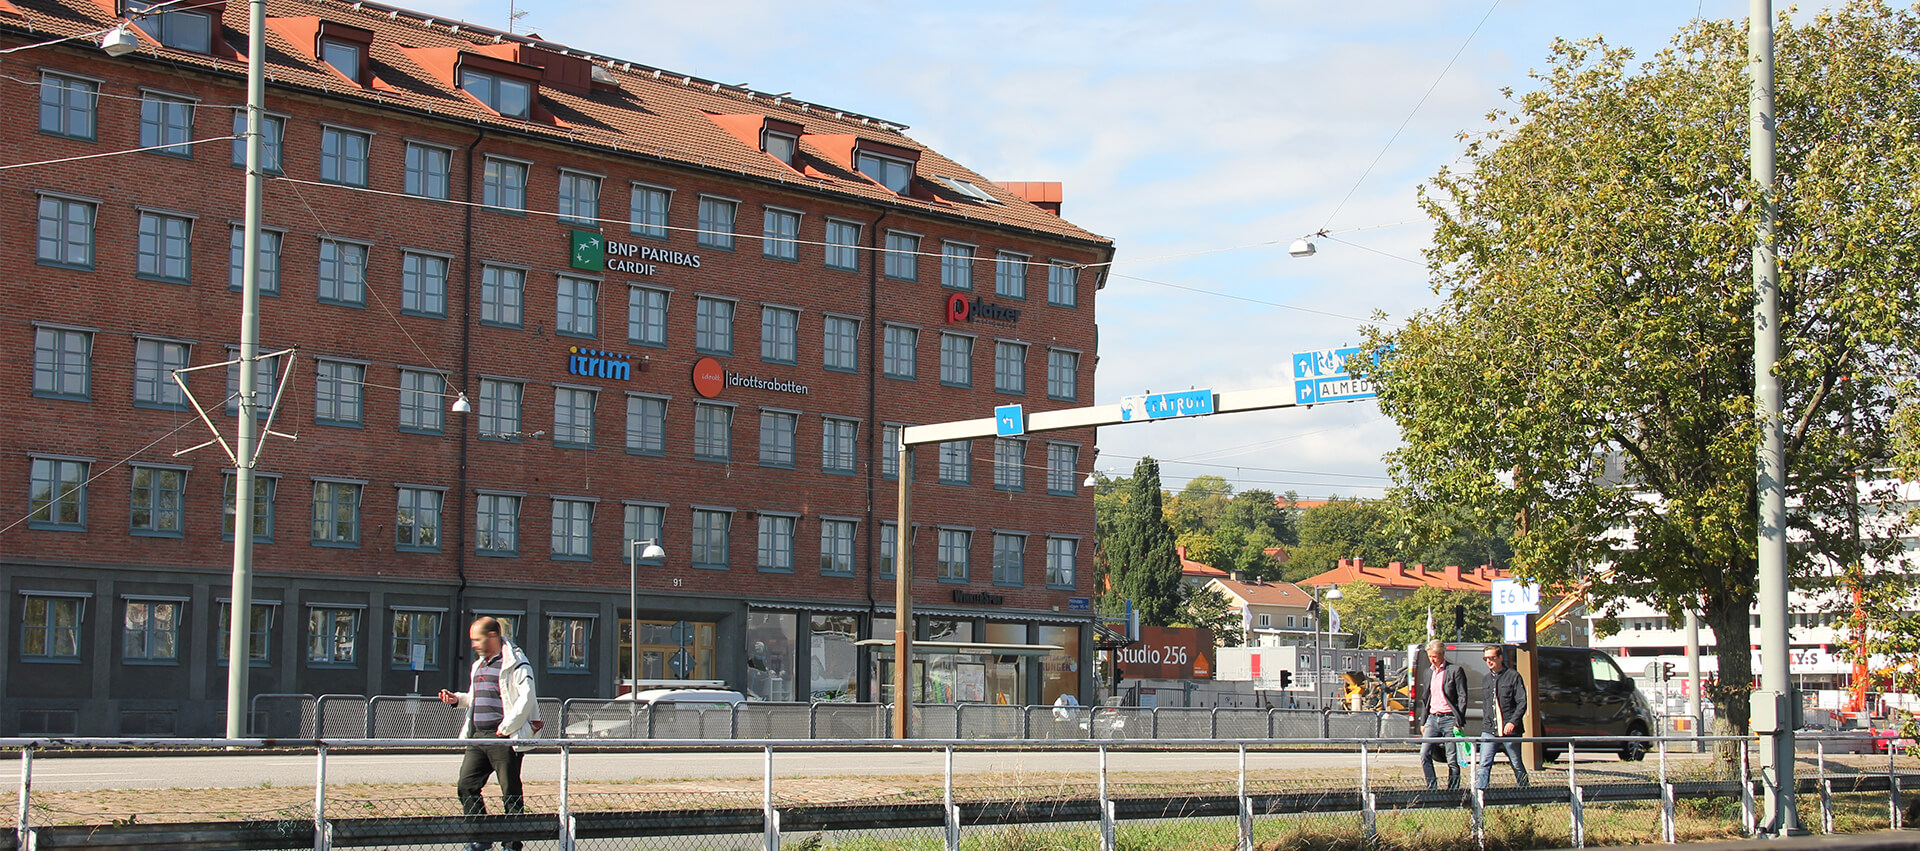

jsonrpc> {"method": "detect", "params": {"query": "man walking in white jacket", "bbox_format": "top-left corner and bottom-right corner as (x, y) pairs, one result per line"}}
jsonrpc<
(437, 616), (540, 851)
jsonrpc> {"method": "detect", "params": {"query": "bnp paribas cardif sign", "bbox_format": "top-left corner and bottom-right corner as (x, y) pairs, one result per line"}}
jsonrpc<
(570, 230), (701, 275)
(945, 292), (1021, 325)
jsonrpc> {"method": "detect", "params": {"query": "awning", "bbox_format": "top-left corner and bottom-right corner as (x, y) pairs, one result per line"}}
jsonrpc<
(854, 639), (1065, 657)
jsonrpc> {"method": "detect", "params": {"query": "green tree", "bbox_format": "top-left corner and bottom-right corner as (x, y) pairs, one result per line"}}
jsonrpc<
(1383, 586), (1502, 648)
(1222, 488), (1298, 546)
(1174, 584), (1244, 648)
(1328, 582), (1397, 649)
(1103, 457), (1183, 626)
(1369, 3), (1920, 732)
(1165, 475), (1235, 536)
(1285, 498), (1403, 583)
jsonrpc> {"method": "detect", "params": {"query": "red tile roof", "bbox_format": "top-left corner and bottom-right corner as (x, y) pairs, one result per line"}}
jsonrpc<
(1207, 577), (1312, 608)
(1298, 558), (1511, 594)
(1177, 546), (1228, 579)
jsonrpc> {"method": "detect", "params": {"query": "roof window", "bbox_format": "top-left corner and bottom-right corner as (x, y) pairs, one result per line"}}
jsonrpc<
(937, 176), (1001, 205)
(460, 68), (532, 119)
(128, 0), (213, 53)
(320, 38), (364, 84)
(857, 151), (913, 194)
(763, 128), (798, 166)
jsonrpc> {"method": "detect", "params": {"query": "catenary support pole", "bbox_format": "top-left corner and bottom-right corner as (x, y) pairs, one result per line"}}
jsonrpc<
(1685, 608), (1702, 750)
(892, 442), (914, 739)
(225, 0), (269, 740)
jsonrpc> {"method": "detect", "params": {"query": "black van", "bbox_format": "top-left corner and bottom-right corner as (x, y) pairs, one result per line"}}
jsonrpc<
(1418, 643), (1656, 761)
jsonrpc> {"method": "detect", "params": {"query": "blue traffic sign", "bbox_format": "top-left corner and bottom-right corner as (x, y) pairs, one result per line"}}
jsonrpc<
(1118, 389), (1214, 422)
(994, 404), (1025, 436)
(1292, 347), (1380, 404)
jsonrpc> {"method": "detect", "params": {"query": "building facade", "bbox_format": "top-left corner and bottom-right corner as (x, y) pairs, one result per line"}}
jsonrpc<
(1, 0), (1112, 735)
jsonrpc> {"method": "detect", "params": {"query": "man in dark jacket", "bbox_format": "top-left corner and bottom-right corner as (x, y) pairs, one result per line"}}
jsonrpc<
(1413, 639), (1470, 790)
(1475, 644), (1529, 789)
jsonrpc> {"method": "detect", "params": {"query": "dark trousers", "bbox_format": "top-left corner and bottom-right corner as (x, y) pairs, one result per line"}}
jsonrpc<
(456, 739), (525, 817)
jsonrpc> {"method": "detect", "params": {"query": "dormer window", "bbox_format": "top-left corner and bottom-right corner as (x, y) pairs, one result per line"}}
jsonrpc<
(763, 129), (798, 166)
(461, 69), (532, 119)
(129, 0), (213, 53)
(320, 38), (364, 84)
(857, 151), (913, 194)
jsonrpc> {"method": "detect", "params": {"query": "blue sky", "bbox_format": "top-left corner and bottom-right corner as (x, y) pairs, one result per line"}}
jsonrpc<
(400, 0), (1809, 499)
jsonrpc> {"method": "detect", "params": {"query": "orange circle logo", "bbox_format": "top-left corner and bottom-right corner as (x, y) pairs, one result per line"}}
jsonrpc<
(692, 357), (724, 398)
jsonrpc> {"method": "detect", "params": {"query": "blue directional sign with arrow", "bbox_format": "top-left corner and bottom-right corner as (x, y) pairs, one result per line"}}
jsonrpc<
(1292, 347), (1379, 404)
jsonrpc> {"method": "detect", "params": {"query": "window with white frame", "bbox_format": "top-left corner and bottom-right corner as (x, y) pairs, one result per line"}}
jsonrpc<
(938, 440), (970, 485)
(993, 533), (1025, 586)
(628, 286), (669, 346)
(478, 378), (524, 440)
(1259, 613), (1272, 628)
(937, 528), (970, 581)
(821, 417), (858, 473)
(139, 92), (194, 156)
(995, 251), (1028, 299)
(820, 519), (856, 576)
(308, 606), (358, 665)
(941, 242), (975, 290)
(824, 219), (861, 270)
(993, 439), (1025, 491)
(131, 0), (213, 51)
(28, 457), (88, 530)
(37, 195), (95, 268)
(311, 480), (363, 545)
(994, 341), (1026, 395)
(556, 276), (598, 338)
(691, 508), (731, 568)
(1047, 349), (1079, 401)
(123, 598), (181, 661)
(398, 369), (446, 434)
(883, 325), (917, 379)
(553, 386), (597, 448)
(759, 409), (797, 467)
(476, 492), (520, 554)
(33, 325), (93, 403)
(757, 513), (796, 572)
(558, 171), (600, 225)
(693, 402), (732, 460)
(939, 333), (972, 386)
(483, 157), (528, 211)
(551, 498), (593, 559)
(136, 211), (192, 283)
(1047, 444), (1079, 495)
(856, 151), (913, 193)
(547, 616), (592, 671)
(229, 226), (282, 294)
(480, 264), (524, 327)
(625, 394), (667, 455)
(460, 68), (532, 118)
(134, 337), (189, 410)
(40, 73), (97, 141)
(319, 37), (364, 83)
(1049, 262), (1079, 307)
(401, 252), (448, 317)
(403, 141), (450, 199)
(697, 196), (736, 249)
(129, 465), (185, 536)
(630, 184), (670, 238)
(696, 296), (734, 355)
(318, 239), (368, 306)
(319, 126), (369, 187)
(763, 128), (798, 164)
(222, 472), (275, 542)
(760, 306), (798, 363)
(313, 360), (364, 426)
(823, 315), (858, 371)
(884, 231), (919, 280)
(762, 208), (800, 260)
(879, 522), (898, 578)
(1046, 537), (1078, 587)
(395, 486), (442, 551)
(231, 112), (285, 172)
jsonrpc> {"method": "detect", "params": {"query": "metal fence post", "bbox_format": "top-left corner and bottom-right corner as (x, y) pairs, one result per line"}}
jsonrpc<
(1099, 744), (1115, 851)
(763, 745), (780, 851)
(944, 745), (959, 851)
(558, 743), (574, 851)
(1209, 707), (1219, 740)
(313, 743), (330, 851)
(1891, 737), (1903, 830)
(1817, 741), (1832, 835)
(1359, 741), (1375, 841)
(363, 696), (374, 738)
(1238, 744), (1252, 851)
(1659, 737), (1676, 844)
(1568, 740), (1583, 848)
(1471, 786), (1486, 849)
(17, 744), (33, 851)
(1741, 739), (1756, 837)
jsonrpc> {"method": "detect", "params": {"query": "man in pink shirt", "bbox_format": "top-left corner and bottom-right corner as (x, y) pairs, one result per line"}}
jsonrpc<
(1411, 639), (1469, 790)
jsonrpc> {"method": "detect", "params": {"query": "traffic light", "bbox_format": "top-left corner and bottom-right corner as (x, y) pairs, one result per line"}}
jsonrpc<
(1454, 605), (1466, 631)
(1279, 670), (1293, 689)
(1660, 662), (1676, 682)
(1374, 659), (1386, 680)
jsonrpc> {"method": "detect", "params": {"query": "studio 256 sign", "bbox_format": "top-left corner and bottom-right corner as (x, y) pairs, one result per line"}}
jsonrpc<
(1115, 626), (1215, 680)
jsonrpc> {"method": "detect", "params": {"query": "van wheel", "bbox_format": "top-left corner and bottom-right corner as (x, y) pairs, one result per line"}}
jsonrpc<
(1620, 724), (1650, 762)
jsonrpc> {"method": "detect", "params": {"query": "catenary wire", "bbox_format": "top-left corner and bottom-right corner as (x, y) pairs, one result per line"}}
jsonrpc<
(0, 134), (239, 171)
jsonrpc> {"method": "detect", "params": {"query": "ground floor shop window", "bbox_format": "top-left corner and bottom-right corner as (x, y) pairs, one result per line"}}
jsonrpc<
(620, 618), (714, 684)
(745, 611), (796, 701)
(810, 614), (857, 701)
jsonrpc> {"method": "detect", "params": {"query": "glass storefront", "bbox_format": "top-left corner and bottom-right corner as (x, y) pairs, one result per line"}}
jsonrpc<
(1039, 624), (1081, 705)
(745, 611), (797, 701)
(810, 614), (858, 701)
(620, 618), (716, 685)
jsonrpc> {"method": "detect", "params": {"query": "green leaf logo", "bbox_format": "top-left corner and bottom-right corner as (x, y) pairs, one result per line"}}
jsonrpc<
(569, 230), (604, 271)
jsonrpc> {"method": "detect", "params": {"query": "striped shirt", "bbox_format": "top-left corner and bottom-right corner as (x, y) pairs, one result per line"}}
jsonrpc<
(470, 653), (504, 730)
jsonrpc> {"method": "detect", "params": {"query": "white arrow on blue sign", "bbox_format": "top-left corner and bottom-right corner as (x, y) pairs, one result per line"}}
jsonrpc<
(1489, 578), (1542, 616)
(994, 404), (1025, 437)
(1117, 389), (1215, 422)
(1291, 347), (1380, 404)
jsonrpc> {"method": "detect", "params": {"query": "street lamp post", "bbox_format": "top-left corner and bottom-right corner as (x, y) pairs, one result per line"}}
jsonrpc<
(1315, 585), (1343, 711)
(627, 539), (666, 694)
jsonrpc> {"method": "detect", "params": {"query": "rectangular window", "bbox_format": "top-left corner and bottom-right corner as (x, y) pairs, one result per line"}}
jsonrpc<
(478, 378), (524, 440)
(941, 242), (975, 290)
(215, 602), (273, 663)
(229, 226), (282, 294)
(762, 208), (800, 260)
(33, 326), (92, 400)
(403, 142), (450, 199)
(40, 73), (98, 140)
(222, 473), (275, 542)
(1047, 349), (1080, 401)
(757, 514), (796, 573)
(314, 360), (365, 426)
(319, 126), (370, 187)
(558, 171), (601, 225)
(881, 424), (902, 479)
(695, 296), (734, 355)
(547, 616), (591, 671)
(476, 493), (520, 554)
(625, 394), (667, 455)
(993, 533), (1026, 586)
(320, 38), (364, 83)
(398, 369), (446, 434)
(993, 438), (1025, 491)
(308, 607), (358, 666)
(821, 417), (858, 474)
(995, 251), (1028, 299)
(823, 315), (858, 372)
(553, 386), (597, 448)
(131, 0), (213, 51)
(391, 610), (441, 669)
(1047, 444), (1080, 495)
(460, 68), (532, 119)
(395, 487), (442, 551)
(938, 440), (971, 486)
(311, 480), (363, 545)
(691, 508), (731, 569)
(883, 325), (917, 380)
(37, 195), (95, 268)
(231, 112), (285, 172)
(1048, 262), (1079, 307)
(123, 599), (180, 661)
(136, 211), (193, 283)
(759, 409), (797, 467)
(697, 196), (736, 249)
(139, 92), (194, 157)
(483, 157), (528, 211)
(760, 306), (798, 363)
(628, 286), (669, 346)
(857, 151), (913, 194)
(1046, 537), (1078, 588)
(129, 465), (185, 536)
(824, 219), (861, 271)
(318, 239), (368, 307)
(1260, 613), (1273, 628)
(480, 265), (525, 328)
(401, 252), (448, 317)
(551, 498), (593, 559)
(879, 522), (897, 579)
(937, 528), (971, 582)
(21, 595), (82, 659)
(939, 333), (973, 387)
(693, 402), (732, 460)
(556, 276), (598, 338)
(884, 231), (919, 281)
(994, 341), (1026, 395)
(134, 337), (190, 410)
(624, 503), (665, 562)
(764, 128), (798, 164)
(630, 184), (670, 238)
(223, 348), (279, 417)
(820, 519), (856, 576)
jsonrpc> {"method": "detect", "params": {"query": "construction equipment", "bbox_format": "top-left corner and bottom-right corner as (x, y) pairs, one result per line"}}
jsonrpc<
(1341, 668), (1411, 712)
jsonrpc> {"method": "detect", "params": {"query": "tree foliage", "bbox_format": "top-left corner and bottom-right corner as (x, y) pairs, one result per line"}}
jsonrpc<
(1175, 585), (1245, 648)
(1285, 498), (1404, 582)
(1377, 586), (1504, 649)
(1369, 2), (1920, 732)
(1102, 457), (1183, 626)
(1328, 582), (1397, 649)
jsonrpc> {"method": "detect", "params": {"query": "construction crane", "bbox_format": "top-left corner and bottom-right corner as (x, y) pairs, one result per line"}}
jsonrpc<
(1533, 568), (1617, 636)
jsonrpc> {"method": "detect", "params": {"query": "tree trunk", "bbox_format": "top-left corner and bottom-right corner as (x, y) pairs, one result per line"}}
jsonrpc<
(1700, 585), (1755, 735)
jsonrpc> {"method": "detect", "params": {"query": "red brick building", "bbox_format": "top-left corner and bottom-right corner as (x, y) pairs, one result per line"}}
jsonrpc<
(1, 0), (1111, 735)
